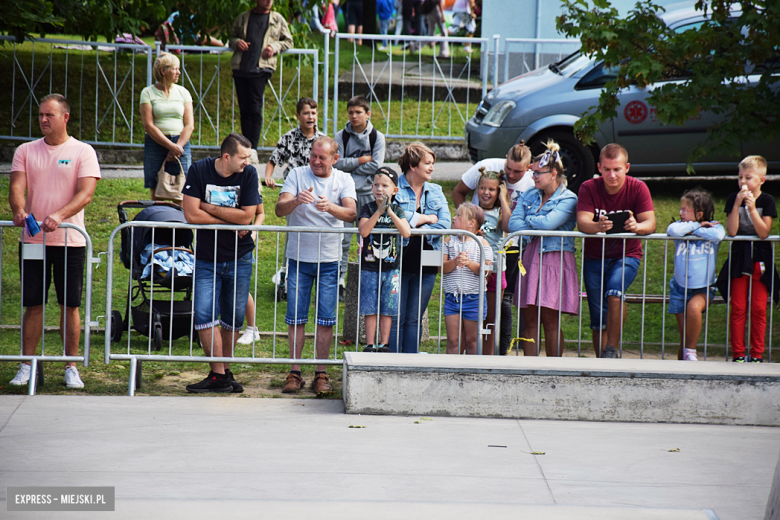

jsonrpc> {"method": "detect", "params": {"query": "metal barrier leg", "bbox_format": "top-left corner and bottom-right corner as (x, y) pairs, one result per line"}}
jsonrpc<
(128, 356), (137, 397)
(27, 359), (38, 396)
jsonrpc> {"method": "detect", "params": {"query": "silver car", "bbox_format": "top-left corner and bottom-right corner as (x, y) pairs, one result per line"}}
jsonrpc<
(465, 7), (778, 191)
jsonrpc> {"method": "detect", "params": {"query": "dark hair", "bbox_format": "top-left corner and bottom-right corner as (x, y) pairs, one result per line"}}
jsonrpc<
(398, 142), (435, 173)
(220, 133), (252, 156)
(296, 97), (318, 113)
(600, 143), (629, 163)
(681, 188), (715, 223)
(40, 93), (70, 115)
(347, 95), (371, 113)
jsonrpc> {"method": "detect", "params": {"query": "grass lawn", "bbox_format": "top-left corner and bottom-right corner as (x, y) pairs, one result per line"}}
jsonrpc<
(0, 34), (476, 148)
(0, 165), (778, 397)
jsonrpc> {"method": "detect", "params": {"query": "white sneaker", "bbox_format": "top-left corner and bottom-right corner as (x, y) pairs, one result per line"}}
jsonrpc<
(10, 363), (31, 386)
(237, 327), (261, 345)
(64, 366), (85, 389)
(463, 45), (473, 53)
(683, 348), (698, 361)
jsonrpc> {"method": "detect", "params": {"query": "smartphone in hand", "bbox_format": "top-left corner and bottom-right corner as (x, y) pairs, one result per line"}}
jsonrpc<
(605, 211), (631, 234)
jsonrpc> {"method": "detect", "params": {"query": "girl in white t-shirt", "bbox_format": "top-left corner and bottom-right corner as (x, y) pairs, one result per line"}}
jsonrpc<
(443, 203), (493, 355)
(475, 168), (510, 355)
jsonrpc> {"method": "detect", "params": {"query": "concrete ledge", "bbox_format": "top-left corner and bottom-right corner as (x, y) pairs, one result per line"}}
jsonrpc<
(343, 353), (780, 426)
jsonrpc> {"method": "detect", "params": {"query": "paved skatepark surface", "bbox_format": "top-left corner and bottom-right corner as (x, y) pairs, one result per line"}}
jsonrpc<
(1, 396), (776, 519)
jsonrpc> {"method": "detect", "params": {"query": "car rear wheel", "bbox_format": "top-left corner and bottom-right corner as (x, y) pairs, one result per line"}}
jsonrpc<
(529, 131), (596, 193)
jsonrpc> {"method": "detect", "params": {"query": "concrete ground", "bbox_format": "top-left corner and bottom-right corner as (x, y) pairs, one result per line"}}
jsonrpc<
(0, 396), (776, 519)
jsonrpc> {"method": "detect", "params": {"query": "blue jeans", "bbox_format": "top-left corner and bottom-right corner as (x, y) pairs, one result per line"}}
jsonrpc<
(143, 134), (191, 189)
(193, 252), (254, 331)
(286, 260), (339, 327)
(387, 271), (437, 353)
(379, 18), (391, 47)
(360, 269), (400, 316)
(668, 279), (716, 315)
(583, 257), (641, 331)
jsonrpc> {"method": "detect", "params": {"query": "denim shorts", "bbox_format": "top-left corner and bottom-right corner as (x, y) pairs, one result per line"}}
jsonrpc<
(583, 256), (641, 330)
(143, 134), (192, 189)
(193, 252), (254, 331)
(668, 279), (716, 314)
(286, 260), (338, 326)
(360, 269), (400, 316)
(444, 293), (487, 322)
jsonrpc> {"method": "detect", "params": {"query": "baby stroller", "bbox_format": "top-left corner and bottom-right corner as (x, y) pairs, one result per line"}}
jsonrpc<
(110, 201), (195, 351)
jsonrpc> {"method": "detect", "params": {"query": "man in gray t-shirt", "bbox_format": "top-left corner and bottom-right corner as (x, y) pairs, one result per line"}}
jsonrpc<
(275, 136), (356, 396)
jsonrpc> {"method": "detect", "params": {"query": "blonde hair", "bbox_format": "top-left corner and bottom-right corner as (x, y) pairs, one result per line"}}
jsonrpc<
(533, 140), (567, 186)
(457, 203), (485, 232)
(313, 136), (339, 157)
(398, 142), (436, 173)
(153, 53), (180, 83)
(739, 155), (768, 176)
(507, 140), (532, 168)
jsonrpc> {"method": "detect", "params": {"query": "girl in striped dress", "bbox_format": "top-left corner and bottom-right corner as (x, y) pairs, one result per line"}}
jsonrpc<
(442, 203), (493, 355)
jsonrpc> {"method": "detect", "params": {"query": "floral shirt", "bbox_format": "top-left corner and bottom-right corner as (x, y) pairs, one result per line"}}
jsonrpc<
(268, 126), (325, 178)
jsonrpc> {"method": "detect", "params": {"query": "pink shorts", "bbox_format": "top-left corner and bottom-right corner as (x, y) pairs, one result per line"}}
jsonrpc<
(486, 270), (507, 292)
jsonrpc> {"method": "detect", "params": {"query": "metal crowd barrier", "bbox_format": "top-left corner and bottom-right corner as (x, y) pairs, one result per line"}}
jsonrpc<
(158, 45), (321, 150)
(104, 222), (488, 395)
(0, 222), (98, 395)
(0, 36), (324, 150)
(332, 33), (489, 141)
(495, 230), (779, 362)
(0, 35), (152, 147)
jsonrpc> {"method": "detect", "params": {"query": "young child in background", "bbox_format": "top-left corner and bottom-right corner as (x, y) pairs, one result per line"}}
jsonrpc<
(357, 166), (411, 352)
(667, 189), (725, 361)
(717, 155), (778, 362)
(475, 168), (511, 356)
(443, 203), (493, 355)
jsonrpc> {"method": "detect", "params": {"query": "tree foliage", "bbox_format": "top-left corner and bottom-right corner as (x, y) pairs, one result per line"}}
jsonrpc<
(2, 0), (316, 49)
(557, 0), (780, 168)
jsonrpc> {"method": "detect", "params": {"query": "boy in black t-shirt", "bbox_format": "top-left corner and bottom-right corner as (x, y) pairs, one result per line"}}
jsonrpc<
(357, 166), (411, 352)
(717, 155), (778, 363)
(181, 133), (260, 393)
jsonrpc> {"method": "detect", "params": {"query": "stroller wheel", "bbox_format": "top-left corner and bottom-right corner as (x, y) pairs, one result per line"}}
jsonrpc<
(153, 323), (163, 351)
(276, 284), (287, 301)
(110, 310), (123, 343)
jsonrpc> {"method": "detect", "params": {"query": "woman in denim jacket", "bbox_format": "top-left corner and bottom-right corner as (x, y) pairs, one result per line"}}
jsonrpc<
(387, 142), (452, 353)
(508, 141), (578, 357)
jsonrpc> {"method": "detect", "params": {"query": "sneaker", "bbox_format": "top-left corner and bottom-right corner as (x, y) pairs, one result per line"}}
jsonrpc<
(363, 344), (377, 352)
(282, 373), (305, 394)
(463, 45), (473, 53)
(185, 371), (233, 393)
(64, 366), (85, 389)
(312, 373), (333, 395)
(378, 45), (388, 51)
(750, 357), (763, 363)
(237, 327), (261, 345)
(10, 363), (32, 386)
(377, 344), (392, 353)
(683, 348), (698, 361)
(733, 356), (746, 363)
(224, 369), (244, 393)
(602, 345), (619, 359)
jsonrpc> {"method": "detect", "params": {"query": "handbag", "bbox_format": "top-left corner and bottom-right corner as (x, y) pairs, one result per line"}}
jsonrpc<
(154, 157), (186, 202)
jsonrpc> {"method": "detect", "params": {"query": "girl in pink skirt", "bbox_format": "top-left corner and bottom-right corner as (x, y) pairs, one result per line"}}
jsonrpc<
(507, 140), (579, 356)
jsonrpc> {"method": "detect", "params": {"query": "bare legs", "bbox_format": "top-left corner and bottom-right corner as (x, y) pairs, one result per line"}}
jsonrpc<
(521, 305), (565, 357)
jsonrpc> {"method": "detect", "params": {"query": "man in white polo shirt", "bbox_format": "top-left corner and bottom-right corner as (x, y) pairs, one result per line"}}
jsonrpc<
(8, 93), (101, 389)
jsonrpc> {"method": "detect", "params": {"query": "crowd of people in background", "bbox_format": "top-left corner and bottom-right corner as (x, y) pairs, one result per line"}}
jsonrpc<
(6, 0), (776, 395)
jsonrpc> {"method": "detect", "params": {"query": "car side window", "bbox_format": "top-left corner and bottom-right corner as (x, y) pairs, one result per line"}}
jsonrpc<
(575, 63), (619, 90)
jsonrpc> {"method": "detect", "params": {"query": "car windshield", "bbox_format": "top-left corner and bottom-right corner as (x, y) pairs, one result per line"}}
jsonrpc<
(550, 52), (592, 75)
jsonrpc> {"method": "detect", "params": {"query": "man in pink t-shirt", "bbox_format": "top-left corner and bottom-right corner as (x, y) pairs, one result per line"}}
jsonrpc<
(8, 94), (101, 389)
(576, 144), (656, 359)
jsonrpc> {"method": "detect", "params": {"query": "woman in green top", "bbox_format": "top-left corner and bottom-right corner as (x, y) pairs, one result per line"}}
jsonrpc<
(140, 52), (194, 200)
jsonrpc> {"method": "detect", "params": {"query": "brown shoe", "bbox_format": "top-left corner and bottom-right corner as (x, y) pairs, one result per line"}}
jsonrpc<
(312, 373), (332, 395)
(281, 373), (305, 394)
